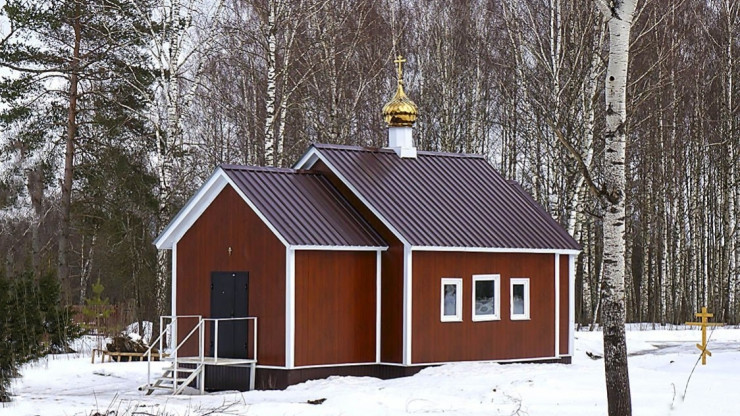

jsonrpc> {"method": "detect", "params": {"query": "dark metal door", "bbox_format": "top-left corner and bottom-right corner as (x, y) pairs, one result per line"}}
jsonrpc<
(210, 271), (248, 358)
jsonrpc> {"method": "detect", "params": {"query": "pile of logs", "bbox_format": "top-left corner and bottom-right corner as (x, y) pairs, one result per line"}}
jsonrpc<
(106, 335), (150, 354)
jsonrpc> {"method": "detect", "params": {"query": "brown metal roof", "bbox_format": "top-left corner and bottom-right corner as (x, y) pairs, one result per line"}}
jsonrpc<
(221, 164), (386, 248)
(309, 144), (580, 250)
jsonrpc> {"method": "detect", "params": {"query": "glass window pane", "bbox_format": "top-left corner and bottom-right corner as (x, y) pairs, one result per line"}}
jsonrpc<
(475, 280), (495, 315)
(513, 284), (525, 315)
(443, 284), (457, 316)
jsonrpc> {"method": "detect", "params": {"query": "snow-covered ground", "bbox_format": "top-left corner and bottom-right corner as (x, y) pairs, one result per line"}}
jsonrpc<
(2, 325), (738, 415)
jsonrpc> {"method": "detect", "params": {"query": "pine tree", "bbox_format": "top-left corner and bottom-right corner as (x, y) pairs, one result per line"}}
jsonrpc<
(81, 278), (115, 336)
(0, 0), (155, 295)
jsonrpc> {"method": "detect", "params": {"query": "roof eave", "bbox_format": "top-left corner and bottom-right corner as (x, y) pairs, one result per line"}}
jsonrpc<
(290, 245), (388, 251)
(409, 246), (581, 255)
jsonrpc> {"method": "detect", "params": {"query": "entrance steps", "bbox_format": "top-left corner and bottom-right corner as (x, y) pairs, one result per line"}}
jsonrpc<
(140, 315), (258, 395)
(142, 363), (203, 395)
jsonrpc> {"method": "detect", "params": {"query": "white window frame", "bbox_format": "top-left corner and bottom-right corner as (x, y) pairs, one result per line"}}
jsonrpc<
(510, 278), (531, 320)
(472, 274), (500, 321)
(440, 278), (463, 322)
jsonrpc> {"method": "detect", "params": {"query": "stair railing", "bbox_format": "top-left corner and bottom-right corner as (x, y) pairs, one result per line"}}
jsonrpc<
(144, 315), (203, 392)
(145, 315), (258, 393)
(201, 317), (258, 364)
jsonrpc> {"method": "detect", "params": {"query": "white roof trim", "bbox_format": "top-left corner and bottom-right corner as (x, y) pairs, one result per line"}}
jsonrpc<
(154, 169), (229, 249)
(154, 168), (290, 250)
(290, 245), (387, 251)
(410, 246), (581, 255)
(294, 147), (411, 247)
(294, 150), (320, 170)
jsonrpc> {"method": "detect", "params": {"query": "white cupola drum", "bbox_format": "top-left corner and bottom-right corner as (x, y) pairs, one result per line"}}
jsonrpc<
(382, 55), (418, 158)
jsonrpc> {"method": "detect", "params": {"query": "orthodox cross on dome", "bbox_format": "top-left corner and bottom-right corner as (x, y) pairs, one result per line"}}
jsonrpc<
(394, 55), (406, 83)
(686, 306), (724, 365)
(382, 53), (417, 129)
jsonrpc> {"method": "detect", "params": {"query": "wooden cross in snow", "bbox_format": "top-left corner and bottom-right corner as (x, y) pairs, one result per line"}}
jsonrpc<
(685, 306), (724, 365)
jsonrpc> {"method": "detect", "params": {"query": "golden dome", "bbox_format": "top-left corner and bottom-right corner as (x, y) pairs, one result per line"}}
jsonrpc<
(382, 55), (418, 127)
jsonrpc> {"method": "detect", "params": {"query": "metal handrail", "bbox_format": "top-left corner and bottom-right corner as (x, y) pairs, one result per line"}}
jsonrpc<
(201, 317), (257, 365)
(143, 320), (171, 386)
(145, 315), (202, 391)
(144, 315), (258, 394)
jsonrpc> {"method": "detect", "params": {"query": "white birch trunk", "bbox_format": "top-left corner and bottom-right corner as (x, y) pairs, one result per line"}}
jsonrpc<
(263, 1), (278, 166)
(723, 0), (738, 320)
(596, 0), (636, 414)
(155, 0), (182, 323)
(79, 233), (96, 304)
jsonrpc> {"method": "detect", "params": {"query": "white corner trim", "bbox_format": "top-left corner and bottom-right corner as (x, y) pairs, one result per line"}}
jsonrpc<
(411, 246), (580, 255)
(294, 148), (411, 247)
(376, 251), (382, 364)
(285, 248), (295, 368)
(554, 254), (560, 357)
(290, 245), (387, 251)
(154, 169), (229, 249)
(403, 245), (413, 365)
(171, 242), (177, 318)
(569, 254), (576, 356)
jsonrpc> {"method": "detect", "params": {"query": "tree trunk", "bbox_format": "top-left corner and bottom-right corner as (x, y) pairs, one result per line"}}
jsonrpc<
(263, 0), (278, 166)
(59, 2), (82, 299)
(154, 0), (185, 334)
(597, 0), (637, 414)
(27, 166), (44, 278)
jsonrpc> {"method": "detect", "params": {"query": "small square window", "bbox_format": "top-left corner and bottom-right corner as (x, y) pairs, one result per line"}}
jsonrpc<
(510, 278), (530, 320)
(440, 278), (462, 322)
(472, 274), (500, 321)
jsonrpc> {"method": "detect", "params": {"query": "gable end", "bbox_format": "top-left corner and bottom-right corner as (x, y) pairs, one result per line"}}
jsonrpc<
(154, 168), (290, 250)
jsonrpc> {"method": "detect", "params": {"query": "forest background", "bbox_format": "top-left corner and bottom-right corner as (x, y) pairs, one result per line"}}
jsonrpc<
(0, 0), (738, 333)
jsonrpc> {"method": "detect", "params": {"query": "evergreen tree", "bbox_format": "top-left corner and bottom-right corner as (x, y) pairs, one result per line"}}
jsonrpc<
(38, 272), (82, 353)
(0, 270), (79, 401)
(0, 272), (13, 402)
(0, 0), (155, 295)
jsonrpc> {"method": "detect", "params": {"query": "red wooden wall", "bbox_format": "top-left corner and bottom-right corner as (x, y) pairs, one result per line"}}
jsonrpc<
(294, 250), (377, 366)
(176, 186), (286, 366)
(312, 160), (404, 364)
(411, 251), (557, 364)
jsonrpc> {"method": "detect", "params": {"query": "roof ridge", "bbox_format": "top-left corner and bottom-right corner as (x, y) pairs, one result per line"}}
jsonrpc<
(312, 143), (378, 152)
(416, 150), (485, 159)
(312, 143), (484, 159)
(219, 164), (319, 175)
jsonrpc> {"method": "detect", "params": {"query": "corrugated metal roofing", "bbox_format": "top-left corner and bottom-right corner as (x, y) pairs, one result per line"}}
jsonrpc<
(221, 164), (386, 248)
(310, 144), (581, 250)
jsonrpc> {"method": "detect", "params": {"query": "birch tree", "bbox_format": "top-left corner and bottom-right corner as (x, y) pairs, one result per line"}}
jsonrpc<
(132, 0), (224, 320)
(595, 0), (636, 414)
